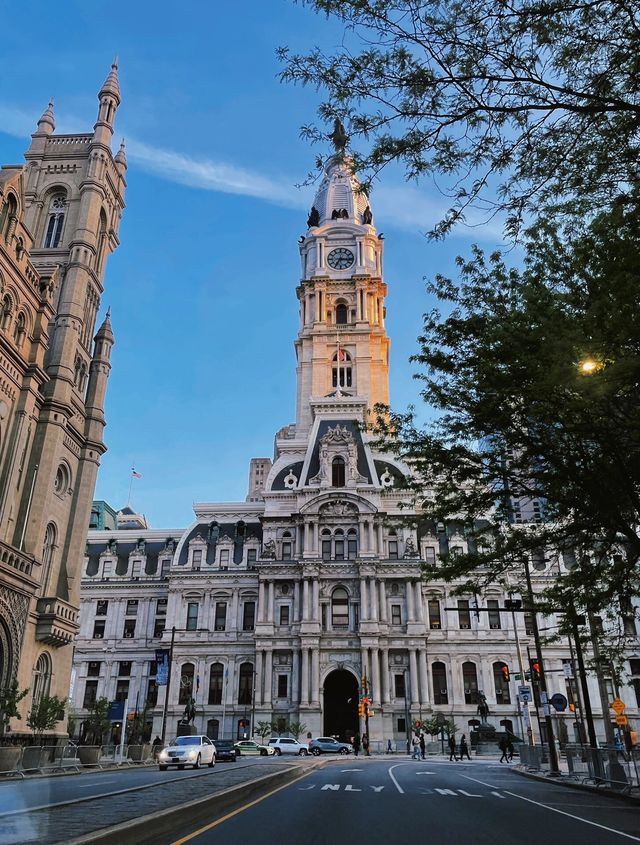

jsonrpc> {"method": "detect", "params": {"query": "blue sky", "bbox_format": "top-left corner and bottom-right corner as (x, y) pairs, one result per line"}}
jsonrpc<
(0, 0), (504, 528)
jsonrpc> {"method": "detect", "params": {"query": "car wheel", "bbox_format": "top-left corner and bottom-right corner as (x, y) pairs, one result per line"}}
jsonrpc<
(178, 764), (185, 770)
(159, 765), (168, 771)
(299, 749), (308, 756)
(311, 747), (321, 756)
(208, 755), (215, 768)
(193, 754), (201, 770)
(260, 748), (267, 756)
(339, 748), (349, 755)
(274, 748), (281, 756)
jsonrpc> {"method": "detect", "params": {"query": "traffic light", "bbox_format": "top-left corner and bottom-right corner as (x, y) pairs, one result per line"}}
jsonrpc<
(501, 665), (510, 683)
(358, 703), (365, 717)
(530, 660), (541, 681)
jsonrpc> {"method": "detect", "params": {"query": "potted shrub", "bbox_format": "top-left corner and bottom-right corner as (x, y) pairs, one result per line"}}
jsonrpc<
(127, 700), (153, 761)
(0, 680), (29, 772)
(79, 697), (110, 765)
(23, 695), (66, 769)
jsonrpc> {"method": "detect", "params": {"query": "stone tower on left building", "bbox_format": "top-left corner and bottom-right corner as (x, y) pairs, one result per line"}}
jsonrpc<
(0, 62), (126, 733)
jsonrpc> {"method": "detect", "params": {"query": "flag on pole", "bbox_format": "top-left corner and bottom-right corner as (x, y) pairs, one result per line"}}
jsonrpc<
(132, 468), (142, 478)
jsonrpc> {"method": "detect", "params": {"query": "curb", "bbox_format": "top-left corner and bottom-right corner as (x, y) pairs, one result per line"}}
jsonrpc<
(511, 766), (640, 805)
(64, 760), (325, 845)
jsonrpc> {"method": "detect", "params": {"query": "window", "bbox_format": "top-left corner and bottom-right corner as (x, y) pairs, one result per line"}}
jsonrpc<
(87, 661), (100, 677)
(161, 559), (171, 578)
(531, 548), (546, 571)
(118, 661), (131, 676)
(391, 604), (402, 626)
(432, 662), (448, 704)
(153, 618), (165, 638)
(593, 616), (604, 634)
(424, 547), (436, 565)
(277, 675), (288, 698)
(394, 674), (406, 698)
(179, 663), (195, 705)
(462, 662), (479, 704)
(192, 549), (202, 569)
(220, 549), (229, 566)
(115, 680), (129, 702)
(156, 598), (167, 616)
(332, 351), (352, 388)
(457, 599), (471, 629)
(215, 602), (227, 631)
(428, 600), (441, 629)
(32, 653), (51, 706)
(487, 599), (501, 629)
(334, 538), (345, 560)
(493, 661), (511, 704)
(238, 662), (253, 704)
(96, 600), (108, 616)
(388, 541), (398, 560)
(331, 588), (349, 628)
(322, 539), (332, 561)
(247, 549), (257, 565)
(281, 541), (292, 560)
(54, 463), (70, 495)
(123, 618), (136, 638)
(332, 456), (346, 488)
(336, 303), (348, 324)
(126, 600), (138, 616)
(279, 605), (290, 626)
(83, 680), (98, 708)
(524, 612), (534, 635)
(92, 620), (105, 639)
(243, 601), (256, 631)
(146, 679), (158, 707)
(208, 663), (223, 705)
(43, 194), (66, 248)
(347, 531), (358, 559)
(186, 602), (199, 631)
(621, 596), (636, 637)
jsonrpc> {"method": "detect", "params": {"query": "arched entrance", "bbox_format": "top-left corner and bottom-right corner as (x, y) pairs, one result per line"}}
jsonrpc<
(323, 669), (359, 741)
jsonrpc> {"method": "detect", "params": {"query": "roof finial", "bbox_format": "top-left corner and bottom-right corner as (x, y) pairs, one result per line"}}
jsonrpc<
(115, 138), (127, 171)
(36, 98), (56, 135)
(99, 56), (121, 103)
(329, 117), (348, 154)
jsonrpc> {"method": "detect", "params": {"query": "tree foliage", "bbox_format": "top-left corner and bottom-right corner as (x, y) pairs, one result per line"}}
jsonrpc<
(372, 197), (640, 609)
(81, 697), (110, 746)
(0, 680), (29, 735)
(280, 0), (640, 237)
(27, 695), (65, 743)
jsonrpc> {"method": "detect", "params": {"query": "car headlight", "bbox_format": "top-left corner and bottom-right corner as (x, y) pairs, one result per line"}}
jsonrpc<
(187, 750), (197, 759)
(159, 752), (168, 760)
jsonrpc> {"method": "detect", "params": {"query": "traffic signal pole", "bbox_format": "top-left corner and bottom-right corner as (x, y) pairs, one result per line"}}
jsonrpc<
(508, 600), (534, 746)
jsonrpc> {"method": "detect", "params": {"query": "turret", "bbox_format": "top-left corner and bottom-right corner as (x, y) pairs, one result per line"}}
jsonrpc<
(93, 58), (121, 147)
(114, 139), (127, 175)
(26, 99), (55, 155)
(84, 309), (114, 436)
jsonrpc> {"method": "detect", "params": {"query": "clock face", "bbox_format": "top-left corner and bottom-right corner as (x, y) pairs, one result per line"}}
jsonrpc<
(327, 247), (355, 270)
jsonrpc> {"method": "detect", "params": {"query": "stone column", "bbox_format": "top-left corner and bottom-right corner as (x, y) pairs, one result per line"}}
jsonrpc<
(258, 581), (266, 623)
(360, 648), (369, 687)
(302, 579), (310, 621)
(414, 582), (424, 624)
(255, 651), (263, 706)
(311, 649), (320, 703)
(292, 649), (300, 704)
(368, 521), (375, 551)
(418, 649), (429, 706)
(379, 580), (387, 623)
(409, 649), (419, 706)
(264, 650), (273, 705)
(311, 521), (318, 554)
(371, 647), (380, 703)
(312, 580), (320, 624)
(268, 581), (275, 623)
(376, 522), (384, 556)
(294, 580), (301, 623)
(381, 648), (390, 704)
(369, 577), (378, 621)
(359, 576), (368, 621)
(304, 522), (310, 555)
(360, 518), (368, 553)
(301, 648), (309, 705)
(406, 581), (415, 622)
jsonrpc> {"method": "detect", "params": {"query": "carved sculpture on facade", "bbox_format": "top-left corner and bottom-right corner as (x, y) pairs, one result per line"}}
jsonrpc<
(403, 536), (419, 558)
(319, 500), (358, 516)
(262, 539), (277, 559)
(362, 205), (373, 224)
(307, 206), (320, 227)
(309, 425), (367, 487)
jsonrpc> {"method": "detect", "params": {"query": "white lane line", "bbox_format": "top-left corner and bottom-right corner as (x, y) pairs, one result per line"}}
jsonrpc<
(388, 763), (408, 794)
(77, 780), (117, 788)
(341, 769), (363, 772)
(459, 774), (500, 789)
(491, 791), (505, 799)
(415, 772), (436, 775)
(504, 791), (640, 841)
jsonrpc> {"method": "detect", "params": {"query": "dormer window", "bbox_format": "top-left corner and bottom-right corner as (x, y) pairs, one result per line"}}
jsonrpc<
(332, 456), (346, 488)
(43, 194), (66, 248)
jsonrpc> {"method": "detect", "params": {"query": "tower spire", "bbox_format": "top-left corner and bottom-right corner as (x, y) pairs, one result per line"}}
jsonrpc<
(36, 99), (55, 135)
(94, 57), (121, 143)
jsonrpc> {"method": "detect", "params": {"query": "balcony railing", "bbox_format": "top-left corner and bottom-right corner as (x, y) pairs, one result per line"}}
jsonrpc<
(35, 597), (79, 647)
(0, 539), (37, 578)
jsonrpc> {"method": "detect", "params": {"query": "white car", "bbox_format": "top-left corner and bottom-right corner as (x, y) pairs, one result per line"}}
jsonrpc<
(268, 737), (309, 756)
(158, 735), (216, 770)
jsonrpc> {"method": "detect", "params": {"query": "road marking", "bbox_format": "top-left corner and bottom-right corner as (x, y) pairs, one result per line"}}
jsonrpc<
(77, 780), (117, 788)
(169, 769), (313, 844)
(459, 773), (500, 789)
(458, 789), (483, 797)
(388, 763), (407, 794)
(298, 785), (315, 790)
(321, 784), (340, 791)
(491, 791), (505, 799)
(435, 788), (458, 796)
(370, 786), (384, 792)
(504, 791), (640, 841)
(415, 771), (436, 775)
(344, 785), (361, 792)
(342, 768), (362, 772)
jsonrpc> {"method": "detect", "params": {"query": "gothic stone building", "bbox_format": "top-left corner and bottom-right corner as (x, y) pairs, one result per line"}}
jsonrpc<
(74, 152), (640, 748)
(0, 63), (125, 731)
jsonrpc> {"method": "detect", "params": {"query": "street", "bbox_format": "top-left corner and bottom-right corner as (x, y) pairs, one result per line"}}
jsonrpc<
(163, 759), (640, 845)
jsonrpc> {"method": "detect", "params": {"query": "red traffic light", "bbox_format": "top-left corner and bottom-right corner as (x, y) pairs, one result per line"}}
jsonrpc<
(501, 665), (510, 682)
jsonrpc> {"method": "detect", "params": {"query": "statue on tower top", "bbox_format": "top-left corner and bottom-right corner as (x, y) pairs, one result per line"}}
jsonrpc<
(329, 117), (348, 154)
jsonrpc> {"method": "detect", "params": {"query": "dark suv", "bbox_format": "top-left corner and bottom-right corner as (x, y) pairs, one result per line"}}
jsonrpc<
(213, 739), (238, 762)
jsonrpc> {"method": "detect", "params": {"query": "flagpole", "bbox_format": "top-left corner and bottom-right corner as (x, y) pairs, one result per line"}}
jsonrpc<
(127, 468), (134, 507)
(222, 667), (228, 738)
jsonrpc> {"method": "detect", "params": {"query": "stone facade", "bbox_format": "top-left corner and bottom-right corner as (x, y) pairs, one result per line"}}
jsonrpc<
(74, 152), (640, 748)
(0, 63), (125, 732)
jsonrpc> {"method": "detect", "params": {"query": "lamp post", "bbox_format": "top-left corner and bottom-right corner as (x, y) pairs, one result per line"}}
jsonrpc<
(160, 626), (176, 745)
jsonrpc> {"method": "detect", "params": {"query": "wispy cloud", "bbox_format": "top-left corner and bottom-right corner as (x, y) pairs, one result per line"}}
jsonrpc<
(0, 101), (502, 239)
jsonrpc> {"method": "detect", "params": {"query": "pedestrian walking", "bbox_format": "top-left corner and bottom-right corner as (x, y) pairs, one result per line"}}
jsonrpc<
(362, 733), (370, 756)
(448, 734), (458, 762)
(353, 733), (361, 757)
(152, 736), (163, 760)
(386, 739), (393, 754)
(506, 738), (515, 762)
(498, 735), (509, 763)
(419, 733), (426, 760)
(412, 734), (421, 759)
(459, 734), (471, 761)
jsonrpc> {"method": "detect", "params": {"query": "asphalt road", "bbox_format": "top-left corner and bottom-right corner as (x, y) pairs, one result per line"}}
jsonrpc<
(160, 759), (640, 845)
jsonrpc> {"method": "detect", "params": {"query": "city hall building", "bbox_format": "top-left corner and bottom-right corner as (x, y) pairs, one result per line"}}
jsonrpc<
(72, 148), (640, 748)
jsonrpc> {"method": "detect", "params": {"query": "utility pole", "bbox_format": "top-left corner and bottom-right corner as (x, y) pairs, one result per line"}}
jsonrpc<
(506, 596), (534, 745)
(160, 626), (176, 745)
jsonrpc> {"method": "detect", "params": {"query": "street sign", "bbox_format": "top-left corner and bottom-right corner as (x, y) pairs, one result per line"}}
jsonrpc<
(562, 663), (573, 679)
(518, 685), (532, 703)
(611, 698), (626, 715)
(615, 715), (629, 726)
(550, 693), (568, 712)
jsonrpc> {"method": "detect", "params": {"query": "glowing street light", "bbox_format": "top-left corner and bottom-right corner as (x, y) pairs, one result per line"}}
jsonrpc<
(578, 357), (599, 375)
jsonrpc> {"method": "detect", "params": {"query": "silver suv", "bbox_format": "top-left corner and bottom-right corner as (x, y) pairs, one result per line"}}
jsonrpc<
(268, 737), (309, 756)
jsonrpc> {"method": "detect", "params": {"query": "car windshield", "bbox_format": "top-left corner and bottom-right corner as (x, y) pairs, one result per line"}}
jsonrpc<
(172, 737), (200, 746)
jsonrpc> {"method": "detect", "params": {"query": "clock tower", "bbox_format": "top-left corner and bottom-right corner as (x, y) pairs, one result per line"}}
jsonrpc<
(295, 149), (389, 435)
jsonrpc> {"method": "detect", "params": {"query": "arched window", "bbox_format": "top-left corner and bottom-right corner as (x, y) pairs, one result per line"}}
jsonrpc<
(432, 661), (448, 704)
(321, 528), (332, 561)
(95, 208), (108, 271)
(493, 661), (511, 704)
(332, 456), (345, 488)
(336, 302), (348, 324)
(331, 587), (349, 628)
(1, 295), (13, 330)
(462, 661), (479, 704)
(54, 463), (70, 496)
(41, 522), (57, 595)
(1, 194), (17, 242)
(43, 193), (66, 248)
(13, 311), (26, 346)
(332, 351), (352, 388)
(179, 662), (195, 705)
(207, 718), (220, 740)
(238, 662), (253, 705)
(333, 528), (345, 560)
(32, 653), (52, 706)
(208, 662), (223, 705)
(347, 528), (358, 559)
